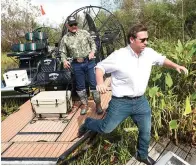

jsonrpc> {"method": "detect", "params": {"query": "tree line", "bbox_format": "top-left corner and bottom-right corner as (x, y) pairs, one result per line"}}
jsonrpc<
(101, 0), (196, 42)
(1, 0), (196, 52)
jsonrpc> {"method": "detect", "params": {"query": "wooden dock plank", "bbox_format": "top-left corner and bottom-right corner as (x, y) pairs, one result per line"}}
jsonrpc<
(148, 137), (170, 161)
(156, 141), (179, 162)
(175, 144), (191, 160)
(10, 134), (59, 142)
(1, 142), (12, 154)
(127, 138), (196, 165)
(64, 101), (81, 120)
(20, 120), (67, 133)
(1, 100), (34, 142)
(185, 147), (196, 165)
(57, 101), (96, 142)
(189, 147), (196, 155)
(57, 91), (111, 142)
(67, 101), (97, 141)
(1, 142), (73, 158)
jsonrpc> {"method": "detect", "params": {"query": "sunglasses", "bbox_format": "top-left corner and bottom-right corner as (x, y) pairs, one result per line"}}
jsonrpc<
(136, 37), (149, 43)
(69, 23), (77, 27)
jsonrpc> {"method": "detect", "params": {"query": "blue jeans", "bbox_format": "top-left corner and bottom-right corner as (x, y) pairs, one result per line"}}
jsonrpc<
(72, 59), (96, 91)
(84, 95), (151, 159)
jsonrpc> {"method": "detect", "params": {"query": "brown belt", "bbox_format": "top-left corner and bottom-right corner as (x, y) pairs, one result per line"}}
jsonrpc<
(73, 57), (88, 63)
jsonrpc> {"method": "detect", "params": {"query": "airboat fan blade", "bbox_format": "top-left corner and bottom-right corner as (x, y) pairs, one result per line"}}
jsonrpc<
(85, 13), (98, 33)
(101, 30), (121, 43)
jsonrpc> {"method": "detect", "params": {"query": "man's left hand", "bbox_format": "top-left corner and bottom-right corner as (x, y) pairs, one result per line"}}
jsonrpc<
(175, 65), (188, 75)
(88, 51), (95, 60)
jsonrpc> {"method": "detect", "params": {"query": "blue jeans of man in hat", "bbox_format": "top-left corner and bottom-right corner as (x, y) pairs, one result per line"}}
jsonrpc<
(72, 59), (103, 115)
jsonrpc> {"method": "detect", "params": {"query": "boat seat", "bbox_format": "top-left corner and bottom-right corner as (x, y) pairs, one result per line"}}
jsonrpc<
(13, 58), (57, 95)
(31, 58), (57, 85)
(33, 31), (48, 41)
(25, 31), (48, 41)
(25, 42), (46, 51)
(10, 43), (26, 52)
(14, 58), (73, 95)
(25, 32), (34, 41)
(8, 31), (48, 57)
(9, 42), (46, 53)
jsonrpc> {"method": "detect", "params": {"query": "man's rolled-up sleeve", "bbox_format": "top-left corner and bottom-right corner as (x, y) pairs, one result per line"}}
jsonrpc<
(150, 48), (166, 66)
(95, 51), (118, 74)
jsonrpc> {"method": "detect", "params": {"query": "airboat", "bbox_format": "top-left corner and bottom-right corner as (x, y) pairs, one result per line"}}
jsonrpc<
(1, 6), (126, 99)
(1, 6), (126, 165)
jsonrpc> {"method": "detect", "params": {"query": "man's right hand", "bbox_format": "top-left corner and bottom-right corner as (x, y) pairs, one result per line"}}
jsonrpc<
(63, 60), (71, 68)
(96, 84), (108, 94)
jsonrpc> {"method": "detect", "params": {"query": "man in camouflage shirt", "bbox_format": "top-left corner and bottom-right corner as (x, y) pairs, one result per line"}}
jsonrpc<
(59, 16), (103, 115)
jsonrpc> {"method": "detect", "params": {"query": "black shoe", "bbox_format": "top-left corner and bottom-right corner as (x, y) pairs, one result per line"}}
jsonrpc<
(78, 124), (88, 137)
(96, 104), (103, 115)
(136, 155), (155, 165)
(96, 107), (103, 115)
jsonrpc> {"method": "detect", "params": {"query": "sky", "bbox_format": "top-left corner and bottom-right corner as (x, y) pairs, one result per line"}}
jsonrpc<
(31, 0), (101, 26)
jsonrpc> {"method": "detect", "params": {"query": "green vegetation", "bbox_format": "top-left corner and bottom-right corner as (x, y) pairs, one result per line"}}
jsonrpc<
(1, 53), (18, 79)
(1, 98), (28, 121)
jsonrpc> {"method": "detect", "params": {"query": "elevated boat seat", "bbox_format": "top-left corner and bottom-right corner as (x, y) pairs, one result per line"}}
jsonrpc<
(14, 58), (72, 95)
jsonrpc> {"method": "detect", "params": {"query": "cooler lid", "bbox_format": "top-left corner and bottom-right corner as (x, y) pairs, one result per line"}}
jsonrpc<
(3, 70), (28, 79)
(31, 91), (67, 104)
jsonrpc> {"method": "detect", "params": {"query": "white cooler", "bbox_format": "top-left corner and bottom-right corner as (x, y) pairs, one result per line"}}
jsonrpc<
(3, 70), (29, 87)
(31, 91), (72, 114)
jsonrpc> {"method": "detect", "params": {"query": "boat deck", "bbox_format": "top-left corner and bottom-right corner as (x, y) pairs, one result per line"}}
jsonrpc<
(1, 78), (112, 164)
(1, 76), (196, 165)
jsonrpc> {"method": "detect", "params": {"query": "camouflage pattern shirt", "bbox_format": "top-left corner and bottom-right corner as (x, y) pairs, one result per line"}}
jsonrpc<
(59, 29), (96, 61)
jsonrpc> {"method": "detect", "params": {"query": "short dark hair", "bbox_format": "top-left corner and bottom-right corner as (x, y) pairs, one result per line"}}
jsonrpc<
(127, 24), (147, 44)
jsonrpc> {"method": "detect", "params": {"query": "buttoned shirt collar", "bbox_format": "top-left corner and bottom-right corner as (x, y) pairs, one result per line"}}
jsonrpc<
(128, 44), (144, 58)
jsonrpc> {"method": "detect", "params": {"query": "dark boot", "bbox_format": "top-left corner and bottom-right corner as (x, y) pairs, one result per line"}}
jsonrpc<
(135, 153), (155, 165)
(78, 124), (88, 137)
(91, 90), (103, 115)
(77, 90), (88, 115)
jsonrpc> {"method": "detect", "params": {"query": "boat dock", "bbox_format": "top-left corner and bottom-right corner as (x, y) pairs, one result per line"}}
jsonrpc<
(126, 137), (196, 165)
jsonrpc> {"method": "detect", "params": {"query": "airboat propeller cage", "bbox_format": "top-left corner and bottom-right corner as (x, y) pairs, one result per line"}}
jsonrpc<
(61, 6), (126, 59)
